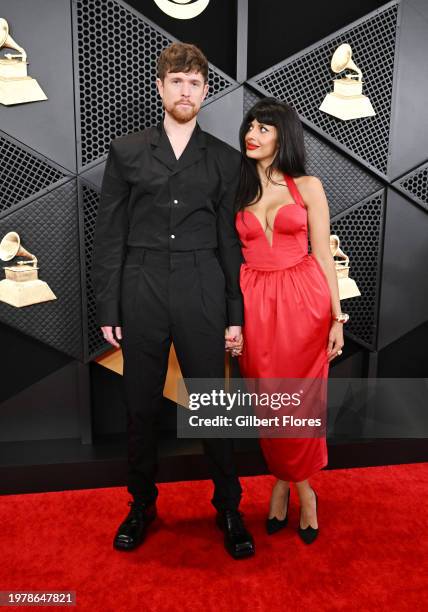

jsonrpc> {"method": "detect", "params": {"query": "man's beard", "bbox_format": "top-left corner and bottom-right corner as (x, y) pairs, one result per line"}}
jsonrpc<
(166, 101), (199, 124)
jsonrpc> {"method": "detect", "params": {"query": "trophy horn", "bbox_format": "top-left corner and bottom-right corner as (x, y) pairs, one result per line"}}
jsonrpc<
(330, 234), (340, 257)
(0, 231), (37, 266)
(0, 18), (27, 62)
(331, 43), (362, 81)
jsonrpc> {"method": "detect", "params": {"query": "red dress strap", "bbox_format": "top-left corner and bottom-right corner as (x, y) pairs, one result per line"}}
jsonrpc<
(284, 174), (306, 209)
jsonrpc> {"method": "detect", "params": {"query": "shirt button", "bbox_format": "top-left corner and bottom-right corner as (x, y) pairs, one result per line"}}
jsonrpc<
(173, 199), (178, 205)
(170, 234), (175, 239)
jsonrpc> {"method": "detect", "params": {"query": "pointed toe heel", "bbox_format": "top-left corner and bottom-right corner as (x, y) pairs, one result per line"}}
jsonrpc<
(297, 490), (319, 544)
(265, 487), (290, 535)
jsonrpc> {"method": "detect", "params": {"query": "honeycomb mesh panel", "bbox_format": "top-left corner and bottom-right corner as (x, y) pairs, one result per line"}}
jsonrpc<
(330, 191), (384, 348)
(75, 0), (235, 168)
(396, 162), (428, 211)
(80, 182), (109, 359)
(0, 180), (83, 360)
(242, 88), (382, 216)
(0, 132), (66, 216)
(250, 3), (398, 176)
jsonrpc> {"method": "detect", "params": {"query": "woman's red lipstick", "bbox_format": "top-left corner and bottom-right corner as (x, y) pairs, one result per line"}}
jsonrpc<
(246, 143), (259, 150)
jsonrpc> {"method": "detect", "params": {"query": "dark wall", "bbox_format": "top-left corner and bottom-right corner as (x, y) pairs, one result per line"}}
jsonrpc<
(105, 0), (391, 80)
(0, 321), (71, 404)
(248, 0), (389, 77)
(126, 0), (237, 78)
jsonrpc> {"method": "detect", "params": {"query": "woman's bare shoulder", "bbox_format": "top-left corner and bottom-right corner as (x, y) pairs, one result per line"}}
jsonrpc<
(295, 175), (327, 210)
(294, 175), (324, 192)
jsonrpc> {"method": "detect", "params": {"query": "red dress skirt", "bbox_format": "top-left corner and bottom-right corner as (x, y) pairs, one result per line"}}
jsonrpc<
(236, 174), (330, 482)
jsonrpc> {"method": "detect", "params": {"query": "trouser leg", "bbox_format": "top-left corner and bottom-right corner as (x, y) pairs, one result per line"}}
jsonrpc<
(120, 254), (170, 504)
(171, 253), (242, 511)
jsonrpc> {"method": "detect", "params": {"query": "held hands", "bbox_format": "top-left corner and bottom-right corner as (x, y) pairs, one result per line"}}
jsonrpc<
(326, 321), (344, 362)
(225, 325), (243, 357)
(101, 326), (122, 349)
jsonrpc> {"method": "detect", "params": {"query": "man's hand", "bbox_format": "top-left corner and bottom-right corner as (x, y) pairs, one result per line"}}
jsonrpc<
(225, 325), (243, 357)
(101, 326), (122, 349)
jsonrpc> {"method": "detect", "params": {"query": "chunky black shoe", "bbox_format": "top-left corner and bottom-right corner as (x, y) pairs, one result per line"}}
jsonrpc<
(298, 489), (319, 545)
(216, 510), (255, 559)
(266, 487), (290, 535)
(113, 500), (157, 551)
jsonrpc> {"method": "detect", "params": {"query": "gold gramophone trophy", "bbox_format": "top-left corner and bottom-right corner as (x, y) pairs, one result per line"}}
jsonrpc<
(0, 232), (56, 307)
(319, 43), (375, 120)
(329, 234), (361, 300)
(0, 18), (47, 105)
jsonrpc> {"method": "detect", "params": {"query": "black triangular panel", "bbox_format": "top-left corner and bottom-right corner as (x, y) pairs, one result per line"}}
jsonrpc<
(78, 179), (108, 361)
(0, 131), (68, 218)
(331, 191), (385, 349)
(0, 180), (83, 360)
(394, 161), (428, 212)
(248, 2), (399, 177)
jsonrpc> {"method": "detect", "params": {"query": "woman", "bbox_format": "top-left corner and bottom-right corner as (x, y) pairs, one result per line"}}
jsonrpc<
(233, 98), (345, 544)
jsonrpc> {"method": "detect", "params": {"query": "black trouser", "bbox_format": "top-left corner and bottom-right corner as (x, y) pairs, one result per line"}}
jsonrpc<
(120, 246), (242, 511)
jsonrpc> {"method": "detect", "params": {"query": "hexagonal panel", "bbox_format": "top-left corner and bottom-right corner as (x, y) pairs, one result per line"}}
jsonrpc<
(73, 0), (236, 169)
(331, 190), (385, 349)
(394, 162), (428, 212)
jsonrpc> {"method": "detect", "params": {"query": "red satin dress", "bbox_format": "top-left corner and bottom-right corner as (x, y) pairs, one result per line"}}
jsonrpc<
(236, 174), (330, 482)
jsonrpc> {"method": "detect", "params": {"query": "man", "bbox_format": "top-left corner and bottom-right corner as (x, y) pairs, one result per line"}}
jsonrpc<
(91, 42), (254, 559)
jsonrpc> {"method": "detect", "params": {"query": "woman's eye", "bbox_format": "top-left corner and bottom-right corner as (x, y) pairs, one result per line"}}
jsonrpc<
(261, 126), (268, 133)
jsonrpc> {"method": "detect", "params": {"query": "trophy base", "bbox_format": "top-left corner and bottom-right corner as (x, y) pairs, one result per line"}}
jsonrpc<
(319, 92), (375, 120)
(0, 279), (56, 307)
(338, 277), (361, 301)
(4, 265), (39, 282)
(0, 76), (48, 105)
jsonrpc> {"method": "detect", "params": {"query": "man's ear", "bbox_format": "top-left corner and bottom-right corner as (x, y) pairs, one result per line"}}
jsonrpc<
(202, 81), (209, 102)
(156, 77), (164, 98)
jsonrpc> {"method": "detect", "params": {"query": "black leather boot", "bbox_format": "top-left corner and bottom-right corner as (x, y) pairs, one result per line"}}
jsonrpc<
(216, 510), (255, 559)
(113, 500), (157, 551)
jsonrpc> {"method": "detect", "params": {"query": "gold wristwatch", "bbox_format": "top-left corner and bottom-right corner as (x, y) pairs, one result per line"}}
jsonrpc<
(332, 313), (349, 323)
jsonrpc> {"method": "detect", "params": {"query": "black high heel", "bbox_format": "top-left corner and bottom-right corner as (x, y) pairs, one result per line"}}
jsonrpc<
(298, 489), (318, 544)
(266, 487), (290, 535)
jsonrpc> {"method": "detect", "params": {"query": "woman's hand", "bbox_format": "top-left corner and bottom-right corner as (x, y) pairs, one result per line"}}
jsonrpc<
(225, 326), (243, 357)
(326, 321), (344, 362)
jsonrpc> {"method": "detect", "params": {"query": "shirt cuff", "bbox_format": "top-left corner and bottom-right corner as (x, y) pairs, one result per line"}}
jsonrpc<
(227, 296), (244, 327)
(96, 301), (121, 327)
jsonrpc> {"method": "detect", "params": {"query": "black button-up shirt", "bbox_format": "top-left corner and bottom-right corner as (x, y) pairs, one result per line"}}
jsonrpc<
(91, 122), (244, 327)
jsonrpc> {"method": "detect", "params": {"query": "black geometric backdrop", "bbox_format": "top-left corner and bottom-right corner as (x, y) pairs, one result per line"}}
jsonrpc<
(1, 0), (427, 363)
(248, 1), (399, 178)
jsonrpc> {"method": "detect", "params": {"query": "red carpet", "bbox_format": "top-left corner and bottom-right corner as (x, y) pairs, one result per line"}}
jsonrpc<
(1, 463), (427, 611)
